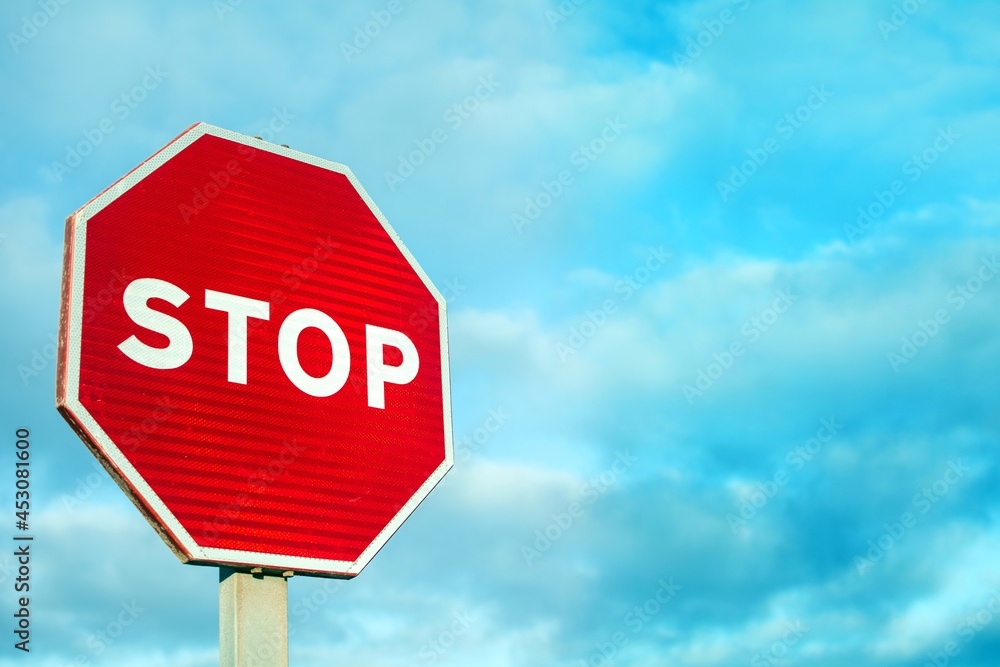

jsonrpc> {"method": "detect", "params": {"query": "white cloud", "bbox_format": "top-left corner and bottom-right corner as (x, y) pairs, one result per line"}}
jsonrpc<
(873, 523), (1000, 658)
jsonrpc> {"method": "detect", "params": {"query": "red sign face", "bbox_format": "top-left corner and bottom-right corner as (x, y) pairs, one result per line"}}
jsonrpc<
(56, 123), (453, 578)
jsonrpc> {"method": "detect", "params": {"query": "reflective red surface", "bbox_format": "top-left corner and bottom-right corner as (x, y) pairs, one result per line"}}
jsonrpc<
(65, 129), (448, 571)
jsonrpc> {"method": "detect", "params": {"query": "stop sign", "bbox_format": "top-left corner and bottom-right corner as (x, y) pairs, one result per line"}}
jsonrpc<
(56, 122), (453, 578)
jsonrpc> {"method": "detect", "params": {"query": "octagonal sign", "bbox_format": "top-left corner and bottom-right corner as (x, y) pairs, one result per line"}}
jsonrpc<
(56, 122), (453, 578)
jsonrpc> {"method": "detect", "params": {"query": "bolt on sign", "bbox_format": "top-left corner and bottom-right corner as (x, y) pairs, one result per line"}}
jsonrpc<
(56, 123), (454, 578)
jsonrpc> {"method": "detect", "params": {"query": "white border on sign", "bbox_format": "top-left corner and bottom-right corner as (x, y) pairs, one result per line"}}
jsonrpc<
(56, 122), (454, 578)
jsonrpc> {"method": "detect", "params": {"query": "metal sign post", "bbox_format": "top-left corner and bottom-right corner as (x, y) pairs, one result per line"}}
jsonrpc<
(220, 568), (291, 666)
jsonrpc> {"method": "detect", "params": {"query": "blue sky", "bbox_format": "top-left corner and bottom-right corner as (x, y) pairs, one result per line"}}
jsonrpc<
(2, 0), (1000, 665)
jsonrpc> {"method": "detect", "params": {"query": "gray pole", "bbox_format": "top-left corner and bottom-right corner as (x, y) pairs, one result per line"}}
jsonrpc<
(220, 567), (292, 666)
